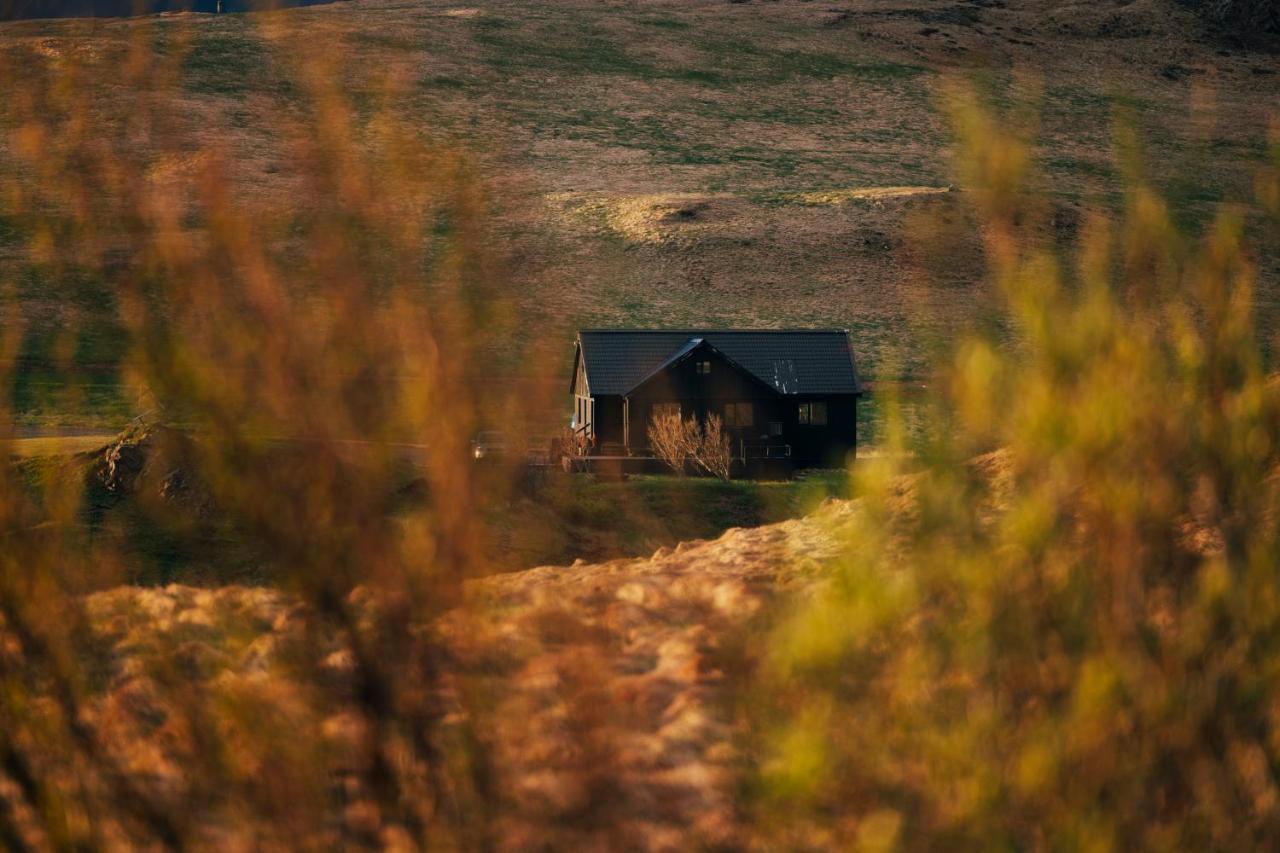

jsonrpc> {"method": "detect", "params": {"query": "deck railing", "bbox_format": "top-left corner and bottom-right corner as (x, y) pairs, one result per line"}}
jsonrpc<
(740, 443), (791, 460)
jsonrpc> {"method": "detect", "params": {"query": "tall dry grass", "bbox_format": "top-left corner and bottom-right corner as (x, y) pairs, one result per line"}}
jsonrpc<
(0, 19), (561, 848)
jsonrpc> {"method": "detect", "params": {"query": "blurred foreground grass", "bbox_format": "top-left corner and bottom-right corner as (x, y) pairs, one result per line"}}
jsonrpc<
(747, 87), (1280, 849)
(0, 10), (1278, 851)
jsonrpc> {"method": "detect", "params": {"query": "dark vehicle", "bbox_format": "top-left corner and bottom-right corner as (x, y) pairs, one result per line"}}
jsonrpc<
(470, 430), (510, 462)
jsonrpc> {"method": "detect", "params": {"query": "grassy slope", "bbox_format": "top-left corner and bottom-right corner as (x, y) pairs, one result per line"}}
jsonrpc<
(486, 470), (847, 572)
(0, 0), (1276, 429)
(36, 450), (846, 586)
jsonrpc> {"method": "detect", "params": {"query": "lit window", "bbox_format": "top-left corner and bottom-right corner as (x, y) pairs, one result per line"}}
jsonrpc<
(798, 402), (828, 426)
(652, 402), (681, 420)
(696, 360), (712, 375)
(724, 402), (753, 428)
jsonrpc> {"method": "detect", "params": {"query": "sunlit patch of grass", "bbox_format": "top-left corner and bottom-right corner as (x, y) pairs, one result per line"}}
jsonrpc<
(488, 472), (851, 569)
(8, 435), (113, 458)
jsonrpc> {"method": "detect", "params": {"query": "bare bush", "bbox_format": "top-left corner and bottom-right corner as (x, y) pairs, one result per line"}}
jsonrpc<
(648, 411), (698, 474)
(693, 414), (733, 481)
(649, 412), (734, 480)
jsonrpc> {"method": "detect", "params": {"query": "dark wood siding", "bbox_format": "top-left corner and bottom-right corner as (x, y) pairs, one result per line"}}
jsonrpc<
(785, 394), (858, 465)
(575, 335), (860, 468)
(625, 347), (776, 454)
(593, 396), (625, 448)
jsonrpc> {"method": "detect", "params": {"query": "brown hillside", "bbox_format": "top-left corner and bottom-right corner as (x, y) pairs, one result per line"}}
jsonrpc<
(0, 0), (1277, 421)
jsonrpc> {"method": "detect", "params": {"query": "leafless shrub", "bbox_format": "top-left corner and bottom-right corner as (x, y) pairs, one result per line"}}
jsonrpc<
(647, 411), (698, 475)
(648, 412), (734, 480)
(693, 414), (733, 481)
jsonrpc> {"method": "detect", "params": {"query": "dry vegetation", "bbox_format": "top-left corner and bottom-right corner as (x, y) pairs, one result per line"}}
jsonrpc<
(0, 1), (1278, 850)
(647, 410), (733, 479)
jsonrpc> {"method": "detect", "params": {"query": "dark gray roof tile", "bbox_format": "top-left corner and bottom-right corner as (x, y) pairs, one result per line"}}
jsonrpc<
(577, 329), (861, 396)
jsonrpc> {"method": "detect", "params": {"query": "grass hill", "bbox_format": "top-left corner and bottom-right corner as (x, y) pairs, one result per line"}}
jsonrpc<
(0, 0), (1276, 429)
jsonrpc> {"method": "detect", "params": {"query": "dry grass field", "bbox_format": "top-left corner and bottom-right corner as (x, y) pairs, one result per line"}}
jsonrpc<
(0, 0), (1276, 424)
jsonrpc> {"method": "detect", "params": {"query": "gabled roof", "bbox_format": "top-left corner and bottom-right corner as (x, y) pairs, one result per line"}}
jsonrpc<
(575, 329), (862, 396)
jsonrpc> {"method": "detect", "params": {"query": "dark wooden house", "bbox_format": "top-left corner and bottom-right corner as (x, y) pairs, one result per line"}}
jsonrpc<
(569, 329), (863, 467)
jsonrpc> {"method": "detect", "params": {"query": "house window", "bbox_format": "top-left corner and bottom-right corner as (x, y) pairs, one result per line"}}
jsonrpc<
(798, 402), (828, 426)
(696, 360), (712, 375)
(768, 421), (784, 436)
(724, 402), (753, 428)
(652, 402), (681, 420)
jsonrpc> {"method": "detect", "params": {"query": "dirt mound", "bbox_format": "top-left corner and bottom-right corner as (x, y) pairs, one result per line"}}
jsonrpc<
(555, 192), (747, 246)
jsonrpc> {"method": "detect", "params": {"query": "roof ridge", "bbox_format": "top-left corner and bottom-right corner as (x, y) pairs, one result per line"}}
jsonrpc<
(578, 328), (851, 334)
(576, 328), (862, 396)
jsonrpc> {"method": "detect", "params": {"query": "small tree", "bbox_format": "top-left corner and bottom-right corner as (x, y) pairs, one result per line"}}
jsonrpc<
(693, 413), (733, 481)
(648, 411), (699, 474)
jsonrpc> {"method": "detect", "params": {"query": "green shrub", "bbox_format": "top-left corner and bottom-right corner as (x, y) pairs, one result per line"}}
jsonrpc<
(751, 90), (1280, 850)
